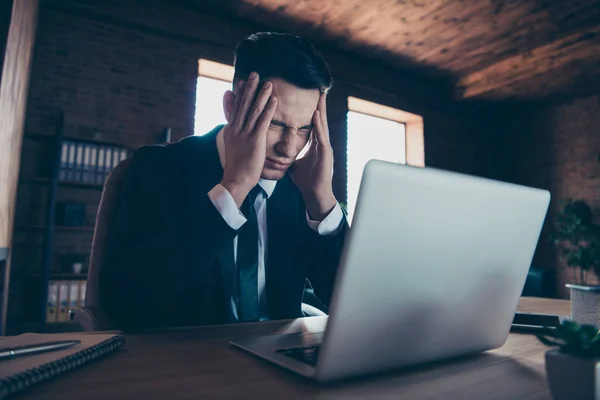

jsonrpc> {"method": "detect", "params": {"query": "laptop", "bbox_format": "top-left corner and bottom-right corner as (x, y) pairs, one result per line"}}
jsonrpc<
(230, 159), (551, 382)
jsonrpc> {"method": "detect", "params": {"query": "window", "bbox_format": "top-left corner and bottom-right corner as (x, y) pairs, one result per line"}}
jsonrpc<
(194, 59), (234, 136)
(346, 97), (424, 224)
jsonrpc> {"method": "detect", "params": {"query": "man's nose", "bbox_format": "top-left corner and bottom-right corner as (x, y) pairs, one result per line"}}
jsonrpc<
(275, 133), (298, 159)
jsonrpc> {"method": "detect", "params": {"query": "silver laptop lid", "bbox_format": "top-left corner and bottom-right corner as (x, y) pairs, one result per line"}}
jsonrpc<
(315, 160), (550, 381)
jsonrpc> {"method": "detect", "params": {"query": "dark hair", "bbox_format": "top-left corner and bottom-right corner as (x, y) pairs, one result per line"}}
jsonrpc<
(233, 32), (332, 92)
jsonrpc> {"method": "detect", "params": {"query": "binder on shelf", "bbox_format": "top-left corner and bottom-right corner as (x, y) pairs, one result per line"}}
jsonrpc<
(97, 146), (105, 185)
(74, 142), (84, 182)
(112, 147), (120, 169)
(82, 144), (91, 183)
(46, 281), (59, 323)
(66, 141), (76, 181)
(57, 281), (69, 322)
(78, 280), (87, 307)
(68, 281), (79, 315)
(56, 139), (127, 185)
(105, 145), (112, 180)
(89, 145), (97, 185)
(46, 280), (87, 324)
(59, 142), (69, 181)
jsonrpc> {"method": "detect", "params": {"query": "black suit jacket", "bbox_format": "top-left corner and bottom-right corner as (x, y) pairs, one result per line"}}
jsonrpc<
(99, 126), (348, 331)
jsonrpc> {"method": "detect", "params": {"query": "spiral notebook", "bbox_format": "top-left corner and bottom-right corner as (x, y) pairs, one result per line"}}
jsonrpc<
(0, 332), (125, 399)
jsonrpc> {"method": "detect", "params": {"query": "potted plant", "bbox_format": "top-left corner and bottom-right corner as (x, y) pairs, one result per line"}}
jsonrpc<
(538, 320), (600, 399)
(551, 199), (600, 326)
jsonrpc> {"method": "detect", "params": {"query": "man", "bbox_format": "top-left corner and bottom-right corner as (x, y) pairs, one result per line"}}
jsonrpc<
(99, 32), (348, 331)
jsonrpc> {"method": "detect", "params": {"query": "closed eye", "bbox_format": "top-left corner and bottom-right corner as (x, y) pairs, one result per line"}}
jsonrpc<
(270, 120), (286, 129)
(270, 120), (313, 133)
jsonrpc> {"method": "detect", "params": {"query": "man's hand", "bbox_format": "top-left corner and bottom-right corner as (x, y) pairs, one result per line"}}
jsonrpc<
(289, 92), (337, 221)
(221, 72), (277, 207)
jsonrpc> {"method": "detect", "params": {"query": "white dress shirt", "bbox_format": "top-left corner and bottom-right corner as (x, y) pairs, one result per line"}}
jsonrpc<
(207, 128), (344, 321)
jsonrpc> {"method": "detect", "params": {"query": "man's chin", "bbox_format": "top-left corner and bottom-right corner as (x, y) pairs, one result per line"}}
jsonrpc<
(261, 167), (288, 181)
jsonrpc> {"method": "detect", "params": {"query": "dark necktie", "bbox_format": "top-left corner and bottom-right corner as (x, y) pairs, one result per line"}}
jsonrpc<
(237, 185), (263, 322)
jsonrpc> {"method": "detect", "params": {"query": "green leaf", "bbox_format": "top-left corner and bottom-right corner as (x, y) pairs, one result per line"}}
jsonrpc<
(538, 320), (600, 357)
(552, 198), (600, 279)
(537, 335), (565, 348)
(579, 324), (599, 339)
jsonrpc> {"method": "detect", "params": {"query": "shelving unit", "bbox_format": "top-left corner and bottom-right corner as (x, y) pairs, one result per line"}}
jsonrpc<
(30, 272), (87, 279)
(20, 177), (104, 190)
(8, 112), (131, 334)
(16, 225), (95, 232)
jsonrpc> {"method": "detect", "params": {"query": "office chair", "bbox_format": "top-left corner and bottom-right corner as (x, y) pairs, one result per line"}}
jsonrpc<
(70, 158), (130, 331)
(71, 157), (325, 331)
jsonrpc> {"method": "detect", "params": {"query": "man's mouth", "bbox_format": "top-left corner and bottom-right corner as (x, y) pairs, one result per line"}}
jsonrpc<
(265, 158), (291, 170)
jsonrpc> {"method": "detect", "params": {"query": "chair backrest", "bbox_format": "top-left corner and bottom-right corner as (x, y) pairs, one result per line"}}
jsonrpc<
(85, 158), (131, 308)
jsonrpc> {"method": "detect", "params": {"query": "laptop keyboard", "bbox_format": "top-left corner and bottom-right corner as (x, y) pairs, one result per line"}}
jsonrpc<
(276, 345), (321, 366)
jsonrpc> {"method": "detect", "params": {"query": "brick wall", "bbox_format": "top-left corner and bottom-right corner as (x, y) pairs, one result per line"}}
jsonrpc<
(504, 95), (600, 298)
(7, 0), (500, 331)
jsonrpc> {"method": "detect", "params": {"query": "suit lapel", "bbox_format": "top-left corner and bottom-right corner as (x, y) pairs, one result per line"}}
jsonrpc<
(217, 240), (237, 322)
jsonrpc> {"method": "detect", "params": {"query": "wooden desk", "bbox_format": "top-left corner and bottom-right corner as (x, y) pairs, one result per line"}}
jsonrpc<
(18, 297), (570, 399)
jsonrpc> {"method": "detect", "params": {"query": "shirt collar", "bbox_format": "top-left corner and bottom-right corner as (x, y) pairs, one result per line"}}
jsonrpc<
(257, 179), (276, 198)
(216, 126), (277, 199)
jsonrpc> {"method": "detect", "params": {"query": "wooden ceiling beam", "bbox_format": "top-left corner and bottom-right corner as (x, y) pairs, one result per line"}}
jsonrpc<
(189, 0), (600, 101)
(456, 25), (600, 99)
(420, 1), (600, 74)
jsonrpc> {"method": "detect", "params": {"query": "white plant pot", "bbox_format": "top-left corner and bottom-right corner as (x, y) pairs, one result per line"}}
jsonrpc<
(566, 284), (600, 326)
(545, 349), (600, 399)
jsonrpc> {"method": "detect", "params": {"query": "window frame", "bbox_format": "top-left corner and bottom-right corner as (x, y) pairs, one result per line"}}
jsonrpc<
(347, 96), (424, 168)
(194, 59), (234, 136)
(197, 59), (234, 83)
(344, 96), (424, 222)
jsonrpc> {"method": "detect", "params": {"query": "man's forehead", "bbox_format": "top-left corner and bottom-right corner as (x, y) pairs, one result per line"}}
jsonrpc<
(270, 78), (319, 127)
(271, 108), (314, 129)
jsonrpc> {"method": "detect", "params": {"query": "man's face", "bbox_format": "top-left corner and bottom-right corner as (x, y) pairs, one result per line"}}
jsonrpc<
(260, 78), (320, 180)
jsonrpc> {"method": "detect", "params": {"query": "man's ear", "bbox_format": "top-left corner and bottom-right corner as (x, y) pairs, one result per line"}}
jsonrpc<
(223, 90), (235, 123)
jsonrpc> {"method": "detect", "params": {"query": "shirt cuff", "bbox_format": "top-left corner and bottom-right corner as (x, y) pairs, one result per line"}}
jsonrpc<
(306, 202), (344, 236)
(208, 184), (247, 230)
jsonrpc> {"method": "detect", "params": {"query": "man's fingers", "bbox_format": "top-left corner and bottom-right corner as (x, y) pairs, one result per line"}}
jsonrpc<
(233, 72), (260, 133)
(228, 80), (246, 125)
(307, 113), (319, 153)
(307, 132), (317, 153)
(318, 92), (329, 133)
(244, 81), (273, 133)
(254, 96), (278, 138)
(313, 110), (327, 148)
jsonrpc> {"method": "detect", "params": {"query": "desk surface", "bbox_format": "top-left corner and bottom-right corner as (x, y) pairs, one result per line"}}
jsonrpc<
(18, 297), (569, 399)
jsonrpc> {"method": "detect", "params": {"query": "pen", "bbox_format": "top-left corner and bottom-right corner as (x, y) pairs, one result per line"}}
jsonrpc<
(0, 340), (80, 361)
